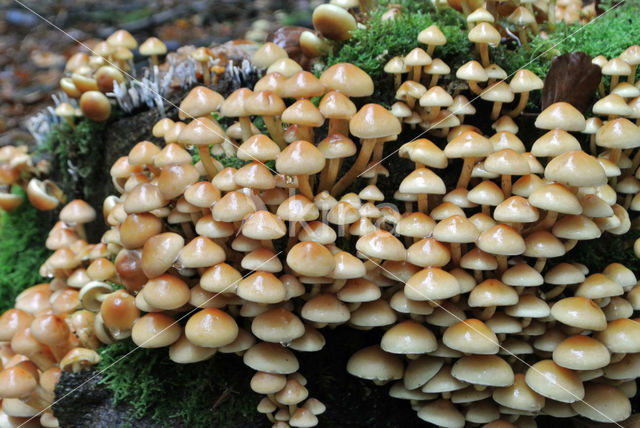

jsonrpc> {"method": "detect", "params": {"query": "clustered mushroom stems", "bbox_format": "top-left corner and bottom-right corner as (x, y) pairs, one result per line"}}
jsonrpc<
(5, 13), (640, 428)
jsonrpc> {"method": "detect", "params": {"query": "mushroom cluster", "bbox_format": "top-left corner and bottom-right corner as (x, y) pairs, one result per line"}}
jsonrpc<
(3, 2), (640, 426)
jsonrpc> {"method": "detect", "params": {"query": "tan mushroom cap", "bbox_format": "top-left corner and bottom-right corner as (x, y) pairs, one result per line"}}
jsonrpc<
(451, 355), (514, 387)
(445, 130), (493, 158)
(251, 371), (287, 394)
(595, 318), (640, 353)
(535, 102), (586, 131)
(380, 320), (437, 355)
(596, 117), (640, 150)
(493, 373), (545, 412)
(484, 148), (530, 176)
(212, 191), (256, 222)
(142, 274), (190, 310)
(443, 319), (499, 354)
(250, 307), (304, 344)
(417, 399), (465, 428)
(399, 138), (447, 168)
(571, 383), (631, 423)
(395, 212), (435, 238)
(550, 297), (607, 331)
(525, 360), (584, 403)
(237, 272), (286, 304)
(300, 292), (347, 325)
(468, 22), (501, 45)
(178, 86), (223, 120)
(243, 342), (299, 374)
(60, 199), (96, 226)
(287, 241), (335, 277)
(456, 60), (488, 82)
(407, 238), (450, 267)
(319, 62), (374, 97)
(131, 312), (181, 348)
(141, 232), (184, 278)
(242, 210), (287, 241)
(469, 279), (518, 308)
(552, 335), (610, 370)
(528, 183), (582, 214)
(418, 24), (447, 46)
(276, 140), (326, 175)
(399, 167), (446, 195)
(404, 47), (432, 67)
(277, 195), (319, 221)
(184, 308), (238, 348)
(350, 299), (396, 328)
(169, 334), (217, 364)
(252, 42), (288, 69)
(178, 116), (225, 146)
(575, 273), (623, 299)
(139, 37), (166, 56)
(477, 224), (525, 256)
(544, 150), (606, 187)
(346, 345), (403, 383)
(356, 230), (406, 261)
(349, 103), (401, 139)
(312, 4), (357, 41)
(531, 129), (581, 157)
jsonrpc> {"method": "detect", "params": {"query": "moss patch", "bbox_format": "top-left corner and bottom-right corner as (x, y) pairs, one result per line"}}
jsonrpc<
(98, 339), (260, 427)
(44, 119), (108, 202)
(494, 1), (640, 79)
(322, 2), (470, 105)
(0, 187), (51, 313)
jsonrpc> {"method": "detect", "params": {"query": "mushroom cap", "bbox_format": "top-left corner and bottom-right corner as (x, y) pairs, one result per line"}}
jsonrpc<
(535, 102), (586, 131)
(468, 279), (518, 308)
(417, 24), (447, 46)
(443, 319), (499, 354)
(131, 312), (181, 348)
(276, 140), (325, 175)
(243, 342), (299, 374)
(544, 150), (606, 187)
(251, 308), (305, 344)
(531, 129), (581, 157)
(346, 345), (403, 382)
(433, 215), (478, 243)
(404, 47), (432, 67)
(301, 293), (350, 324)
(456, 60), (488, 82)
(139, 37), (166, 55)
(444, 131), (493, 158)
(525, 360), (584, 403)
(178, 86), (223, 119)
(237, 272), (286, 304)
(399, 167), (446, 195)
(142, 274), (191, 310)
(312, 4), (357, 41)
(553, 335), (610, 370)
(477, 224), (525, 256)
(468, 22), (500, 45)
(287, 241), (335, 277)
(550, 297), (607, 331)
(595, 117), (640, 149)
(480, 81), (514, 103)
(184, 308), (238, 348)
(571, 383), (631, 423)
(356, 230), (406, 261)
(349, 103), (401, 139)
(319, 62), (374, 97)
(60, 199), (96, 226)
(281, 99), (324, 127)
(451, 355), (514, 387)
(380, 320), (437, 355)
(595, 318), (640, 353)
(492, 373), (545, 412)
(178, 116), (225, 146)
(252, 42), (288, 69)
(417, 399), (465, 428)
(510, 69), (543, 93)
(528, 183), (582, 214)
(484, 148), (530, 176)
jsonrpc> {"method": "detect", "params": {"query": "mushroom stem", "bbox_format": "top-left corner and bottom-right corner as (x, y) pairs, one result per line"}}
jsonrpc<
(200, 60), (210, 86)
(393, 73), (401, 89)
(497, 255), (508, 274)
(63, 116), (75, 130)
(548, 0), (557, 32)
(263, 116), (285, 149)
(150, 55), (159, 66)
(412, 66), (422, 83)
(328, 119), (349, 137)
(629, 65), (638, 85)
(524, 4), (539, 33)
(75, 223), (88, 242)
(198, 145), (220, 180)
(239, 116), (254, 142)
(478, 43), (490, 67)
(517, 28), (529, 47)
(296, 175), (314, 200)
(629, 148), (640, 173)
(331, 138), (378, 197)
(425, 106), (441, 123)
(508, 92), (530, 117)
(534, 257), (547, 272)
(490, 102), (503, 121)
(426, 45), (436, 57)
(544, 284), (566, 299)
(450, 243), (461, 266)
(501, 174), (512, 198)
(478, 306), (496, 320)
(457, 157), (476, 189)
(429, 74), (440, 88)
(531, 210), (558, 232)
(468, 81), (484, 96)
(318, 158), (342, 192)
(417, 194), (428, 214)
(610, 76), (620, 93)
(609, 148), (622, 167)
(589, 134), (597, 156)
(372, 141), (385, 165)
(564, 239), (578, 252)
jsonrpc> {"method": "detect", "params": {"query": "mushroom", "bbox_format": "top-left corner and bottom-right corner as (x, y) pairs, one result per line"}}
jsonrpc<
(139, 37), (167, 67)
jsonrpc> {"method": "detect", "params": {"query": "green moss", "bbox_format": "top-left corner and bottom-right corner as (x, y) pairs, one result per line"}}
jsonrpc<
(494, 1), (640, 79)
(323, 3), (470, 104)
(98, 339), (258, 427)
(44, 119), (108, 201)
(0, 187), (52, 313)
